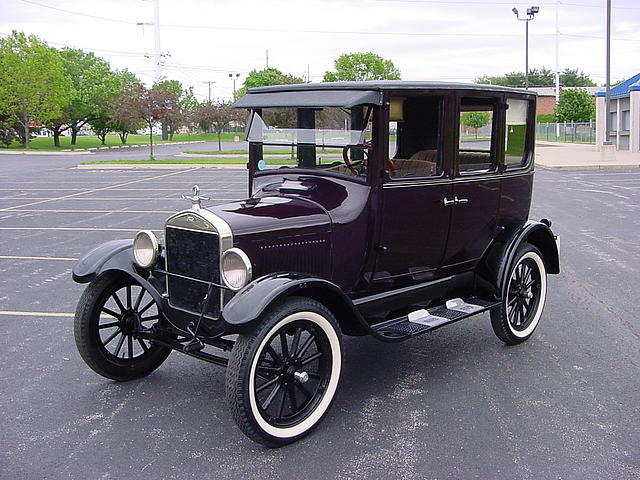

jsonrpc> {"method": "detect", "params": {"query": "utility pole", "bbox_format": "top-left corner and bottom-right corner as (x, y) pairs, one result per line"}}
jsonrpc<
(154, 0), (161, 83)
(555, 0), (560, 137)
(203, 81), (215, 102)
(604, 0), (612, 145)
(266, 50), (269, 69)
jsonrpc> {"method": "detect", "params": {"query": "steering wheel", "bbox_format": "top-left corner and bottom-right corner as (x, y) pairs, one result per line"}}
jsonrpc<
(342, 143), (397, 175)
(342, 145), (366, 175)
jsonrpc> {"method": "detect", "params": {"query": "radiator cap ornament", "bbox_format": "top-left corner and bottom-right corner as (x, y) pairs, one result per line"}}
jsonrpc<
(181, 184), (210, 211)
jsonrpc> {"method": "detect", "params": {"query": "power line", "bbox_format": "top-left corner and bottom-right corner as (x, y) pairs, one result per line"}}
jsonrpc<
(20, 0), (138, 24)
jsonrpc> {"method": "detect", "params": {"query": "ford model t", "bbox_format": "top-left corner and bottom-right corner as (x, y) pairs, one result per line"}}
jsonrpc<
(73, 81), (560, 447)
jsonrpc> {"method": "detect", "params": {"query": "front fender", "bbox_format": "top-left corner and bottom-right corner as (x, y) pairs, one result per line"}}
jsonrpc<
(221, 273), (368, 335)
(72, 239), (133, 283)
(72, 239), (165, 307)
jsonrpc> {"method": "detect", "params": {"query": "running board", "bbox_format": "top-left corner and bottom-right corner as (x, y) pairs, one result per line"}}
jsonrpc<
(371, 297), (500, 341)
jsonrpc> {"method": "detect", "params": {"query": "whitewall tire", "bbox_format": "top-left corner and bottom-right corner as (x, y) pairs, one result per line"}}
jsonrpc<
(225, 297), (343, 447)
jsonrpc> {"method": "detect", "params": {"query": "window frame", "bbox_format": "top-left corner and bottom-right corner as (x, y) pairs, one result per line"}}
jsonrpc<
(502, 96), (535, 171)
(382, 92), (448, 184)
(455, 94), (502, 178)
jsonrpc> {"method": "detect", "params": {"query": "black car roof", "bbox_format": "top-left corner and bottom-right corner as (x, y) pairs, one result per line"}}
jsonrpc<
(248, 80), (535, 95)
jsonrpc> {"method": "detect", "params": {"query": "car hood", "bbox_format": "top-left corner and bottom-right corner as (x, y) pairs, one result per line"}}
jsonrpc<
(207, 195), (331, 237)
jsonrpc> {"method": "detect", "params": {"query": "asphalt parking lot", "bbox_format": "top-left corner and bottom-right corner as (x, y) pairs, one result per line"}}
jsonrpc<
(1, 150), (639, 480)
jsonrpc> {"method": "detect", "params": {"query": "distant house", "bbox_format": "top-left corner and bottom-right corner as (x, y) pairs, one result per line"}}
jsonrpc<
(528, 86), (600, 118)
(595, 73), (640, 152)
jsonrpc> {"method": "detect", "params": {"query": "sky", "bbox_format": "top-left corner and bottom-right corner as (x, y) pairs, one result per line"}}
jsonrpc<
(2, 0), (639, 101)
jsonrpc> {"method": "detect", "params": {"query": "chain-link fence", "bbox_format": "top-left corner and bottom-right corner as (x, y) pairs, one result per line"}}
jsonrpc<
(536, 122), (596, 144)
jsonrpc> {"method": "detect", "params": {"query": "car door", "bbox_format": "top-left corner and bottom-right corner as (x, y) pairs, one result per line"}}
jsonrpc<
(372, 94), (453, 287)
(441, 93), (503, 273)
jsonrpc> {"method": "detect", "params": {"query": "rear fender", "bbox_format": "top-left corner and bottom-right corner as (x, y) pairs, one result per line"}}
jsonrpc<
(478, 220), (560, 296)
(221, 273), (367, 336)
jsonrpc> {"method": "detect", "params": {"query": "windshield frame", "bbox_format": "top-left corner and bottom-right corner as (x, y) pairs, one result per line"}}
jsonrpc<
(246, 104), (382, 193)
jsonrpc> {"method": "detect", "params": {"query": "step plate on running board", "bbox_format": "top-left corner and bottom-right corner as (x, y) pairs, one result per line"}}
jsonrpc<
(372, 297), (499, 338)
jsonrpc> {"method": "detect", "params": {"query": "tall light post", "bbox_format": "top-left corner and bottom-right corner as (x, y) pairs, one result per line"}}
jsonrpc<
(229, 73), (241, 100)
(512, 6), (540, 90)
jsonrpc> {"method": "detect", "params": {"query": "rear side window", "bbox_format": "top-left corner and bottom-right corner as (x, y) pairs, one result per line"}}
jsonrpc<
(505, 98), (529, 168)
(387, 96), (443, 179)
(458, 97), (495, 174)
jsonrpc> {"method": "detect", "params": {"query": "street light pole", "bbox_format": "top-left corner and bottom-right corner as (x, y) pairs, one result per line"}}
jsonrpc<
(513, 6), (540, 90)
(229, 73), (241, 100)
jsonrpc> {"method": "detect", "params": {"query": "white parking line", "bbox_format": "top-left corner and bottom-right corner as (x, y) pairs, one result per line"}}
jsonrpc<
(0, 311), (74, 317)
(0, 168), (199, 212)
(0, 255), (78, 261)
(0, 227), (161, 232)
(0, 197), (237, 201)
(3, 209), (175, 214)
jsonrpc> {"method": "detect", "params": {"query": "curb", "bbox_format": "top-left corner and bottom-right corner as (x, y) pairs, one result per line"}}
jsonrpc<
(1, 140), (206, 155)
(76, 163), (247, 170)
(535, 162), (640, 171)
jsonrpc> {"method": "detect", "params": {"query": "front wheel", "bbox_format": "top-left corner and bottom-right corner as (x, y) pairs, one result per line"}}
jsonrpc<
(74, 271), (172, 381)
(491, 243), (547, 345)
(225, 297), (343, 447)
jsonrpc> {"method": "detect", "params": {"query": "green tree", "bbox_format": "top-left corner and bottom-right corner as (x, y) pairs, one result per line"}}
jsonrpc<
(476, 67), (595, 88)
(560, 68), (596, 87)
(192, 101), (243, 150)
(555, 89), (595, 122)
(45, 48), (120, 147)
(323, 52), (401, 82)
(460, 111), (490, 138)
(236, 67), (304, 99)
(0, 31), (70, 148)
(88, 69), (140, 144)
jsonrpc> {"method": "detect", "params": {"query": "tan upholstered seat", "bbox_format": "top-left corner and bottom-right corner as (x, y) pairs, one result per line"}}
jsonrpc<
(391, 149), (437, 177)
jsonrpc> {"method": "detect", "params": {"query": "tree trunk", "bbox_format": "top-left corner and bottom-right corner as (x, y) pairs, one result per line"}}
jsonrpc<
(119, 131), (128, 144)
(98, 133), (106, 145)
(71, 127), (78, 145)
(149, 124), (154, 160)
(217, 130), (222, 151)
(24, 121), (30, 149)
(53, 130), (61, 147)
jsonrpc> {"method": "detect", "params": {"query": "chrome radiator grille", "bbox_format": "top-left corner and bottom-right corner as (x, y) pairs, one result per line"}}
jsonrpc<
(165, 226), (221, 318)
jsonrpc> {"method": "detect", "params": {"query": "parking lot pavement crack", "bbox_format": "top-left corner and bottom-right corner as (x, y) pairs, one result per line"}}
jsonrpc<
(0, 168), (200, 212)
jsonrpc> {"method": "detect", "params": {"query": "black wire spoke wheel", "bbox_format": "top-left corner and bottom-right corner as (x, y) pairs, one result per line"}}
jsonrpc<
(253, 320), (331, 428)
(491, 244), (548, 345)
(226, 297), (342, 447)
(506, 258), (542, 332)
(74, 272), (172, 381)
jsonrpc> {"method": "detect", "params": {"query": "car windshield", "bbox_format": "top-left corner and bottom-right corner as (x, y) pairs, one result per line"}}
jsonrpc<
(246, 106), (372, 178)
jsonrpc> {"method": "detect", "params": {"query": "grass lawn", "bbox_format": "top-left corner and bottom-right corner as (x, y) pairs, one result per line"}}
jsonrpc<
(183, 148), (342, 155)
(80, 158), (297, 165)
(2, 132), (243, 151)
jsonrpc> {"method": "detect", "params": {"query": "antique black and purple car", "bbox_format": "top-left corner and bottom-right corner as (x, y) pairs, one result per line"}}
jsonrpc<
(72, 81), (560, 446)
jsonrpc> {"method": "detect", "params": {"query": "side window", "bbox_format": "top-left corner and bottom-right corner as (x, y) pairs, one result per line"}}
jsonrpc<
(505, 98), (529, 168)
(387, 96), (443, 179)
(458, 97), (495, 173)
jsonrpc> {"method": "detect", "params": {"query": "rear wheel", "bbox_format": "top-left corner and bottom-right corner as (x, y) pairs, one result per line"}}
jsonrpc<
(225, 297), (342, 447)
(491, 244), (547, 345)
(74, 271), (172, 381)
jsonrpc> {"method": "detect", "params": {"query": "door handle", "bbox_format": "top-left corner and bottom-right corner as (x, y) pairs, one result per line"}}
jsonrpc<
(455, 196), (469, 205)
(443, 197), (456, 206)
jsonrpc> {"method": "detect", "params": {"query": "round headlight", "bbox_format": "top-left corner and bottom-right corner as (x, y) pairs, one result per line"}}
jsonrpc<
(133, 230), (160, 268)
(221, 248), (252, 291)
